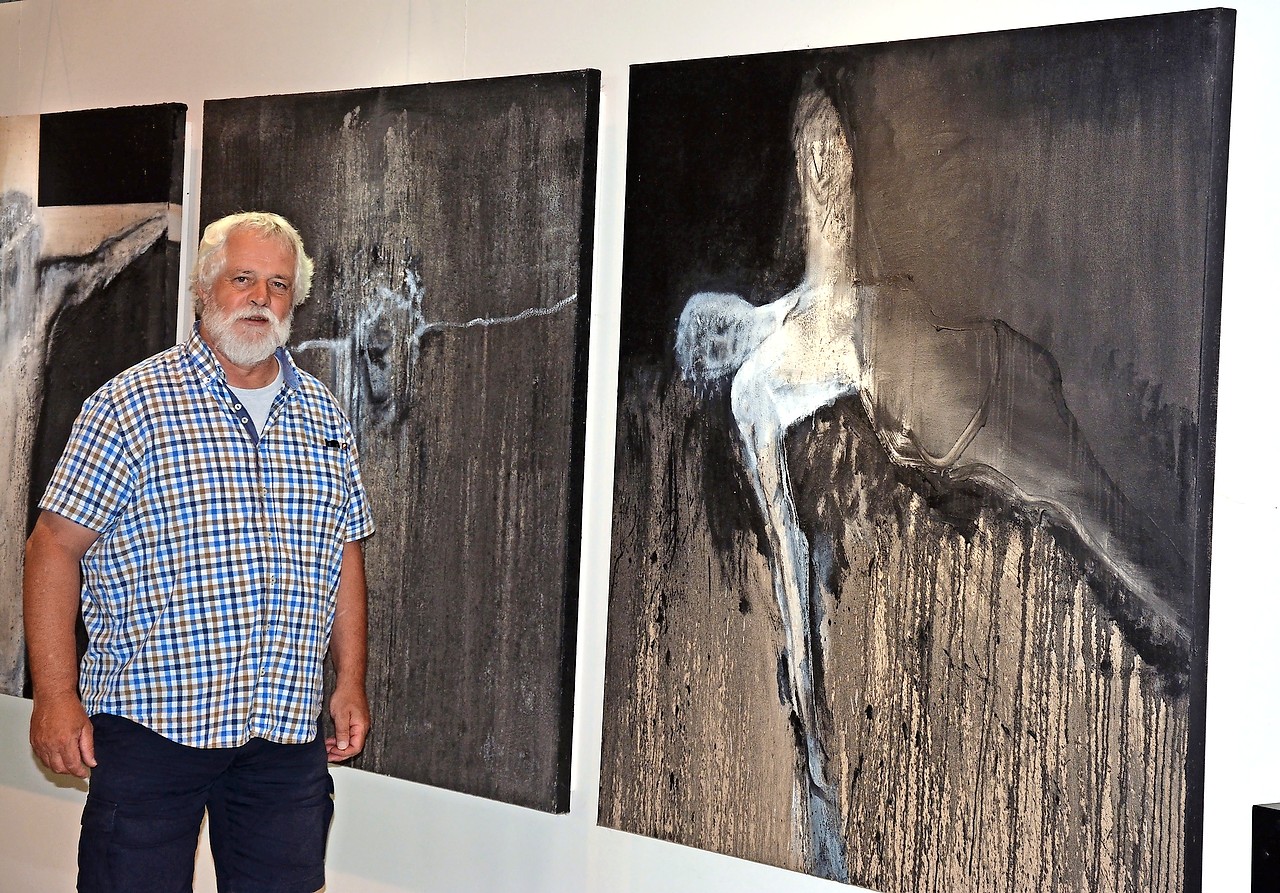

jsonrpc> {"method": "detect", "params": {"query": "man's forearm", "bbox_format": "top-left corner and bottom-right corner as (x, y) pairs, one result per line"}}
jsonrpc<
(24, 511), (100, 777)
(330, 539), (368, 690)
(24, 514), (93, 700)
(326, 539), (369, 761)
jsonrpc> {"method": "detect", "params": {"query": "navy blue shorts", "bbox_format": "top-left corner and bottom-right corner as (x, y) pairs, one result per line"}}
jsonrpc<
(78, 714), (334, 893)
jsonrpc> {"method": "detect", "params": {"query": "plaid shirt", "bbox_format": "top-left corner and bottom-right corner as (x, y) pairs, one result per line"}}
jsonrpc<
(40, 325), (375, 748)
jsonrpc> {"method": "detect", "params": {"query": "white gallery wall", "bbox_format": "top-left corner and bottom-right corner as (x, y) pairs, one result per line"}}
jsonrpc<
(0, 1), (1275, 891)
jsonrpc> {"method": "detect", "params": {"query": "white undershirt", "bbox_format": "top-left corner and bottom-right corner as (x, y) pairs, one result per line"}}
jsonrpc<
(228, 361), (286, 435)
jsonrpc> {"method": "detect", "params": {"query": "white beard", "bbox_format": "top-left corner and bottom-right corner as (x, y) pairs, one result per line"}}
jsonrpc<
(203, 303), (293, 367)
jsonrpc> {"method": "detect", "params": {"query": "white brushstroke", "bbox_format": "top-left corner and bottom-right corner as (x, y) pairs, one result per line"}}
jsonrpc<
(296, 264), (575, 433)
(430, 292), (577, 332)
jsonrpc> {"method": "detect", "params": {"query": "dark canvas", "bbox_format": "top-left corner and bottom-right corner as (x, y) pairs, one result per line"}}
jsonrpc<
(602, 10), (1231, 890)
(200, 71), (598, 811)
(0, 103), (184, 696)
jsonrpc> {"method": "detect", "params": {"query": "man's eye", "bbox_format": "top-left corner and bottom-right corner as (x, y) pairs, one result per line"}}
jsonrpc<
(271, 280), (290, 291)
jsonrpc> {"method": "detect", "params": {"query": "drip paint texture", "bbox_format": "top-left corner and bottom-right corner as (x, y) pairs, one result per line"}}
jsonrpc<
(603, 381), (1187, 891)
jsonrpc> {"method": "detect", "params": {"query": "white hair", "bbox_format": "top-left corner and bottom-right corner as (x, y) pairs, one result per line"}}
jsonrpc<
(190, 211), (314, 314)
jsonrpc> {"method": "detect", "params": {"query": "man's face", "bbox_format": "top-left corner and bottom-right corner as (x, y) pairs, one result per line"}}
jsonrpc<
(199, 228), (296, 368)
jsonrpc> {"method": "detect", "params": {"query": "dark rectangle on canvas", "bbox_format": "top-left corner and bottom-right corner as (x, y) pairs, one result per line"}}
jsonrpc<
(38, 104), (185, 206)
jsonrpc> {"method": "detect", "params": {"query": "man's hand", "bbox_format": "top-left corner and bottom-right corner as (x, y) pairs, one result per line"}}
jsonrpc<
(30, 691), (95, 778)
(326, 682), (369, 762)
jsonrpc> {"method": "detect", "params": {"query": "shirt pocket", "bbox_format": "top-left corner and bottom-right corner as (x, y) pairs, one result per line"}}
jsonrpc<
(298, 437), (351, 515)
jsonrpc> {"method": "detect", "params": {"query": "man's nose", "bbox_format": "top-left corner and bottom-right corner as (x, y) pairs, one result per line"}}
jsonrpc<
(248, 280), (268, 305)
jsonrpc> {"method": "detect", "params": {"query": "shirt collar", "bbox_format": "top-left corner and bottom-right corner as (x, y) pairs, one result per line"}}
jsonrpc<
(186, 321), (302, 391)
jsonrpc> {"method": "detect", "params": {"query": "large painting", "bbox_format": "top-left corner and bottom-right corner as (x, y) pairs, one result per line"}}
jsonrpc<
(0, 104), (184, 696)
(200, 70), (598, 812)
(601, 10), (1231, 891)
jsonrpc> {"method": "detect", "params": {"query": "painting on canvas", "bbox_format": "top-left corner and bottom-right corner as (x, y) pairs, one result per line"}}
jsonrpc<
(601, 10), (1231, 890)
(201, 71), (598, 812)
(0, 104), (184, 696)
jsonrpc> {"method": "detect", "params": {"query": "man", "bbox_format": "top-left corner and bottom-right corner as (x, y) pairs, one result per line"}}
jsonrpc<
(24, 211), (375, 893)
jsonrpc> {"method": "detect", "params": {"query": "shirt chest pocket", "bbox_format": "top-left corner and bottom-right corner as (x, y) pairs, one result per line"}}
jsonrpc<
(276, 441), (350, 516)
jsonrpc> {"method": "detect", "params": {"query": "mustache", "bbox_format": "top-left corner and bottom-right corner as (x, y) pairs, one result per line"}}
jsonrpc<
(233, 308), (283, 323)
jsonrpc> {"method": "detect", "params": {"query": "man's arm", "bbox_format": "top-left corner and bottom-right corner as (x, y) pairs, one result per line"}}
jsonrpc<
(326, 539), (369, 762)
(24, 511), (100, 778)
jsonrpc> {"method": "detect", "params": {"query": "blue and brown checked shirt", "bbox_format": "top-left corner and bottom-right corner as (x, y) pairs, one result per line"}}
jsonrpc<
(39, 325), (375, 749)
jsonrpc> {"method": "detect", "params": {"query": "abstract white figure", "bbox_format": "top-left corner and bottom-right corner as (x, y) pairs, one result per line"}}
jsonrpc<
(676, 81), (1187, 880)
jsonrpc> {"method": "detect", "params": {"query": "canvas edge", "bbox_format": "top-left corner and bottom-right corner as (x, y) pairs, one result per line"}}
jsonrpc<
(1184, 8), (1236, 893)
(545, 67), (601, 815)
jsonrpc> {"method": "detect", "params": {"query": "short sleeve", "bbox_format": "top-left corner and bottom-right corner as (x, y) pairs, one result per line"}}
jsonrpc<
(342, 429), (376, 542)
(39, 388), (139, 534)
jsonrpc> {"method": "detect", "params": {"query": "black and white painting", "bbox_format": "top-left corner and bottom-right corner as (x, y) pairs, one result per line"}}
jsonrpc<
(601, 10), (1231, 891)
(201, 70), (598, 812)
(0, 104), (184, 696)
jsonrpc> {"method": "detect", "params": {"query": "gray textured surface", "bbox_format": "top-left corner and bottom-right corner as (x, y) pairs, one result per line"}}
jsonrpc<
(201, 72), (598, 811)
